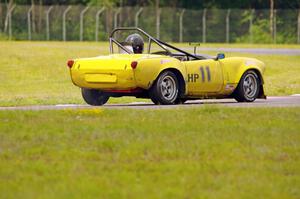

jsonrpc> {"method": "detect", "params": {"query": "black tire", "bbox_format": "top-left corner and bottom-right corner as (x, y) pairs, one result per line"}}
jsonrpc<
(175, 98), (187, 104)
(150, 97), (159, 105)
(233, 70), (260, 102)
(149, 71), (179, 105)
(151, 97), (185, 105)
(81, 88), (109, 106)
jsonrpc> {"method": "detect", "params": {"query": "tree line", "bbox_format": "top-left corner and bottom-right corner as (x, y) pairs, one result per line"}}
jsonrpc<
(1, 0), (299, 43)
(2, 0), (300, 9)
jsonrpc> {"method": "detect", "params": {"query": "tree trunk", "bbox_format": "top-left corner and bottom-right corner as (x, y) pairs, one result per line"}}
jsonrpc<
(0, 3), (3, 32)
(4, 0), (13, 33)
(106, 9), (113, 37)
(31, 0), (36, 33)
(155, 0), (160, 39)
(270, 0), (274, 42)
(38, 0), (42, 33)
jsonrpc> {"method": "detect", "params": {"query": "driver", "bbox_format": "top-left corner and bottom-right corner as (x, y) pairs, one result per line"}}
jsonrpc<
(125, 33), (144, 54)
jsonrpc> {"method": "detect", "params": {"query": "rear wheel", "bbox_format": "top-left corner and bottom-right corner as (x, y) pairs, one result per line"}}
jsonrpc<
(81, 88), (109, 106)
(149, 71), (179, 105)
(150, 98), (159, 105)
(234, 70), (260, 102)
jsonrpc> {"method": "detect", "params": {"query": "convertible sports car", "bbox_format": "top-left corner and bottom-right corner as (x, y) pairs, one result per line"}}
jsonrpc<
(67, 27), (266, 105)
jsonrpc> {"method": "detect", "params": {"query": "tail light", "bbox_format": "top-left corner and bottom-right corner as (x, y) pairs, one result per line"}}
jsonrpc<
(131, 61), (138, 69)
(67, 60), (74, 68)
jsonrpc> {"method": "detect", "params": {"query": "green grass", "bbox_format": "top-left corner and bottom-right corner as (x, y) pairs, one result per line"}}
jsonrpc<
(0, 107), (299, 198)
(177, 43), (300, 49)
(1, 41), (299, 199)
(0, 41), (299, 106)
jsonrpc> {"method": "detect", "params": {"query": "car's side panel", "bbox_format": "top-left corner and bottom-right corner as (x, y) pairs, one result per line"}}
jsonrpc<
(134, 56), (187, 91)
(219, 57), (265, 90)
(220, 57), (265, 83)
(70, 54), (188, 93)
(69, 53), (265, 99)
(216, 57), (266, 96)
(184, 59), (224, 95)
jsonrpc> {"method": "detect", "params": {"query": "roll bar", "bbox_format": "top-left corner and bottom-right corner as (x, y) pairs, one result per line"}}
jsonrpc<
(109, 27), (200, 60)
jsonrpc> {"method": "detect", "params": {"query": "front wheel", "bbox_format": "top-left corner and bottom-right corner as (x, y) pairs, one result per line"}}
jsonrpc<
(81, 88), (109, 106)
(149, 71), (179, 105)
(233, 70), (260, 102)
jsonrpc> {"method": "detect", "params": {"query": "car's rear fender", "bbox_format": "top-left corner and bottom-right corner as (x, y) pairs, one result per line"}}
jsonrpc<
(133, 56), (187, 93)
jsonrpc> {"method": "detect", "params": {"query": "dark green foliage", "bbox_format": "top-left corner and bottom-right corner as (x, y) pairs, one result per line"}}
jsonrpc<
(0, 1), (299, 43)
(8, 0), (300, 8)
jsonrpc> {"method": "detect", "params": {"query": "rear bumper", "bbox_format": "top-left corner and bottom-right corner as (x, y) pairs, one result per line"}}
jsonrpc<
(84, 73), (117, 83)
(70, 68), (137, 90)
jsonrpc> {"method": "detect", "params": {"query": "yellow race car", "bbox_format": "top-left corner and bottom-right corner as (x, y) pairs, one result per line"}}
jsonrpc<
(67, 27), (266, 105)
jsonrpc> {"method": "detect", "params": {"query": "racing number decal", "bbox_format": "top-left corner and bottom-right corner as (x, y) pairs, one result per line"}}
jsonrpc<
(188, 66), (211, 82)
(200, 66), (211, 82)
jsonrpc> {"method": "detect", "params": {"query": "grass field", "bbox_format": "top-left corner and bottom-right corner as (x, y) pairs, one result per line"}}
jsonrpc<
(0, 41), (299, 106)
(0, 41), (299, 198)
(0, 106), (299, 198)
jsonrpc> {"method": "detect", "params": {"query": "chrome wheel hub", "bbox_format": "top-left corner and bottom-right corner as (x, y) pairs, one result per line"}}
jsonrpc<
(243, 73), (257, 99)
(160, 75), (177, 100)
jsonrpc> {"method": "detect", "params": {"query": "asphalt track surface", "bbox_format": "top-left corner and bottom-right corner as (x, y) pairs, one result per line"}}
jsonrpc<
(0, 96), (299, 111)
(184, 47), (300, 55)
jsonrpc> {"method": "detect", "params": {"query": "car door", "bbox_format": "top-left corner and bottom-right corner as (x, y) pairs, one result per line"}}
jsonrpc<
(184, 59), (223, 95)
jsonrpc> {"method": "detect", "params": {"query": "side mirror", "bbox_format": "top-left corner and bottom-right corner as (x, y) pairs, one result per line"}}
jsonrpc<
(216, 53), (225, 60)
